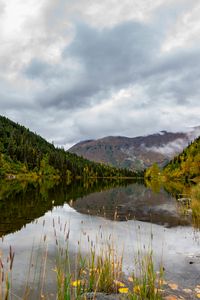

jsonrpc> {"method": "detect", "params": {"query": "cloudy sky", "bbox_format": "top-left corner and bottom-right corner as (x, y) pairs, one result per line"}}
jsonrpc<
(0, 0), (200, 148)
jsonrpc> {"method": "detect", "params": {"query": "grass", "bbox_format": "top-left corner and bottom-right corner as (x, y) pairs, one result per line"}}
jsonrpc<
(0, 246), (14, 300)
(0, 217), (165, 300)
(191, 183), (200, 228)
(52, 222), (164, 300)
(54, 231), (124, 299)
(77, 242), (123, 294)
(128, 251), (164, 300)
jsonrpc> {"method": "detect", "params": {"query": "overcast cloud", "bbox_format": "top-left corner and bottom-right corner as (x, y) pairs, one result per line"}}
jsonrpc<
(0, 0), (200, 148)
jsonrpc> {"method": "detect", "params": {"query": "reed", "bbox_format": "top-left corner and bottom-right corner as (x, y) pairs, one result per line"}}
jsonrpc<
(191, 183), (200, 228)
(127, 251), (164, 299)
(0, 246), (15, 300)
(53, 224), (163, 300)
(0, 218), (164, 299)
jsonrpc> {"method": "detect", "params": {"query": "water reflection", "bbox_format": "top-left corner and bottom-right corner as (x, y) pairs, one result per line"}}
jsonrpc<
(0, 178), (191, 238)
(0, 179), (199, 298)
(1, 204), (200, 298)
(0, 178), (134, 236)
(72, 183), (191, 227)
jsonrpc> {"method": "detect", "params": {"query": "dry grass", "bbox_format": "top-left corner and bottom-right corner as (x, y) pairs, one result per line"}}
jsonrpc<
(190, 183), (200, 228)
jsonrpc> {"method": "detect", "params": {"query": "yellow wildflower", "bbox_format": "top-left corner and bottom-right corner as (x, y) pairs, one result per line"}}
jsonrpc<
(118, 287), (129, 294)
(71, 280), (82, 287)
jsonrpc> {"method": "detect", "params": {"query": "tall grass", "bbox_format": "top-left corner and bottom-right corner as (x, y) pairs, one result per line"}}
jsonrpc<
(191, 183), (200, 228)
(54, 246), (164, 300)
(52, 222), (164, 300)
(54, 231), (124, 299)
(0, 218), (164, 300)
(128, 251), (164, 300)
(77, 242), (123, 294)
(0, 246), (14, 300)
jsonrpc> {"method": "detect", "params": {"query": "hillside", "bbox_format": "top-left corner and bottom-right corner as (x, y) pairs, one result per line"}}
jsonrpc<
(69, 129), (200, 170)
(163, 136), (200, 181)
(0, 116), (135, 179)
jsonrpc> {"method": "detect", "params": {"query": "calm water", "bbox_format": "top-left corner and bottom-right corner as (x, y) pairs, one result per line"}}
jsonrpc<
(0, 179), (199, 298)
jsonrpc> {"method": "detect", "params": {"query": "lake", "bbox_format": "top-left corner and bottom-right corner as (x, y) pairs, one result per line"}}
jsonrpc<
(0, 179), (199, 298)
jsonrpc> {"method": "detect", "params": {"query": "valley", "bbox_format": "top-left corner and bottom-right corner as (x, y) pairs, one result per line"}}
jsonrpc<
(0, 116), (199, 300)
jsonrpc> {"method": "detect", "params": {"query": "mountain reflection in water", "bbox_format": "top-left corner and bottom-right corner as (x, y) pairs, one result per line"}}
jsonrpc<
(0, 178), (191, 237)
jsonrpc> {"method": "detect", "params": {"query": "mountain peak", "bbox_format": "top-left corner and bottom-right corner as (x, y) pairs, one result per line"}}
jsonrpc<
(69, 128), (198, 170)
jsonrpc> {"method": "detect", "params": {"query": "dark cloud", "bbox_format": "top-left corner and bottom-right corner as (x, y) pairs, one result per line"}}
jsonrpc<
(25, 20), (162, 110)
(65, 21), (159, 78)
(24, 58), (51, 79)
(66, 21), (161, 85)
(141, 48), (200, 106)
(25, 16), (200, 113)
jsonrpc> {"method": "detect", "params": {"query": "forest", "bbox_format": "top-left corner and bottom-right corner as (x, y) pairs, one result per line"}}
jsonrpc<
(163, 136), (200, 180)
(145, 135), (200, 182)
(0, 116), (137, 179)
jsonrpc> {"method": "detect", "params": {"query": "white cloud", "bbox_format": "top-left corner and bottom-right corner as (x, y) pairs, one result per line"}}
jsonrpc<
(77, 0), (165, 28)
(162, 1), (200, 52)
(1, 0), (46, 38)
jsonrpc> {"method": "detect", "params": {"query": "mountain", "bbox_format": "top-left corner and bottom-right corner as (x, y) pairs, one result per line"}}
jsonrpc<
(0, 116), (135, 178)
(163, 135), (200, 181)
(69, 128), (200, 171)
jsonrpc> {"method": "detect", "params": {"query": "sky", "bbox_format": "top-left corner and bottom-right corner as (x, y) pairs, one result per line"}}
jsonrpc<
(0, 0), (200, 149)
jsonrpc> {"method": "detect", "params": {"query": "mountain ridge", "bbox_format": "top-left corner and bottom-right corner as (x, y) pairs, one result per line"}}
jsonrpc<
(69, 128), (200, 171)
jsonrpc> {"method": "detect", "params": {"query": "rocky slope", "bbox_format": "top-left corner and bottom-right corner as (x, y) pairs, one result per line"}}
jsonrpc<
(69, 127), (200, 170)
